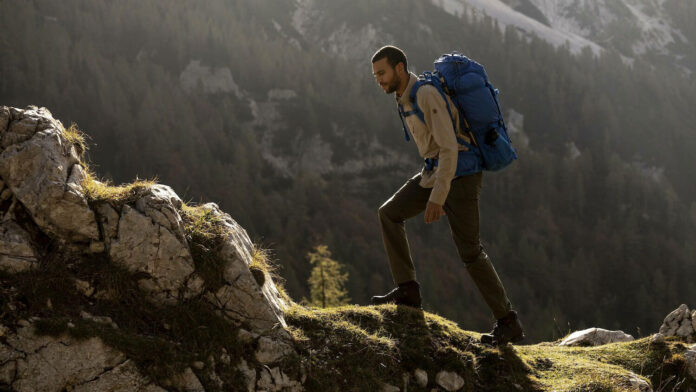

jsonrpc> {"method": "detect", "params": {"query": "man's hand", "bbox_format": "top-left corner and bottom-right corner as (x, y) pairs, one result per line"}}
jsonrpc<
(424, 201), (446, 224)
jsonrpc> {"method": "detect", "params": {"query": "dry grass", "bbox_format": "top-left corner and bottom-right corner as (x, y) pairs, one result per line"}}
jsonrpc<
(60, 122), (88, 156)
(81, 170), (158, 204)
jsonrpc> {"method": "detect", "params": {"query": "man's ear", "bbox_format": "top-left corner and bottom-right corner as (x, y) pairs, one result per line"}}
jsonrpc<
(396, 62), (405, 75)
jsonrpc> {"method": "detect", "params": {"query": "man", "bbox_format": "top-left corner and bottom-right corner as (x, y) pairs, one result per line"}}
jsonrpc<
(369, 45), (524, 345)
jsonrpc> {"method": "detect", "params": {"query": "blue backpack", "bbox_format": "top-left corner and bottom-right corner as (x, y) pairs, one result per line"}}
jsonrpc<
(397, 52), (517, 175)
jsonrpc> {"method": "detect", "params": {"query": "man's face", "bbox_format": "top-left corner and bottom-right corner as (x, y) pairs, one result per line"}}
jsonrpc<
(372, 57), (402, 94)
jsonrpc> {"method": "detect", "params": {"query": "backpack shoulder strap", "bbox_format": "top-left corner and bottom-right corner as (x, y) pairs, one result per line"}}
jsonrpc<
(409, 73), (472, 147)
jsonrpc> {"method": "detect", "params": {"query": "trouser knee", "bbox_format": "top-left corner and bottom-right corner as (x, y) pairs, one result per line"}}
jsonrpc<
(378, 201), (398, 223)
(459, 246), (486, 265)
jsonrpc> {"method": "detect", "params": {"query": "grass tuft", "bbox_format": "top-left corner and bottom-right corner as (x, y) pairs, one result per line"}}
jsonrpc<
(60, 122), (89, 157)
(81, 169), (158, 205)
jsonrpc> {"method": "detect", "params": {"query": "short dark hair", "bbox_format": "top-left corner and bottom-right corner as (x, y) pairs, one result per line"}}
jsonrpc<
(371, 45), (407, 73)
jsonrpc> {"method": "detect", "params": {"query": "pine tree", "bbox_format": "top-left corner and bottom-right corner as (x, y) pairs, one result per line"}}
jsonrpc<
(307, 245), (350, 308)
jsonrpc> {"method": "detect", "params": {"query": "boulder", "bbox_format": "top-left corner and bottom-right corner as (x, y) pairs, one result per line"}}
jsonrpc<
(201, 202), (289, 333)
(627, 373), (652, 392)
(658, 304), (694, 339)
(109, 204), (199, 302)
(414, 368), (428, 387)
(0, 107), (99, 242)
(559, 328), (634, 346)
(435, 370), (465, 391)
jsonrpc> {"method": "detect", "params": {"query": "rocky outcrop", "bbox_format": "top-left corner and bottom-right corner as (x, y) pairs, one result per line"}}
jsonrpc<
(0, 106), (301, 391)
(1, 105), (694, 392)
(0, 106), (99, 242)
(659, 304), (695, 342)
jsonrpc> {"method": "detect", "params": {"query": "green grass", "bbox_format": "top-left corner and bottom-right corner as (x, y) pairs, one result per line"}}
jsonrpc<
(285, 304), (695, 392)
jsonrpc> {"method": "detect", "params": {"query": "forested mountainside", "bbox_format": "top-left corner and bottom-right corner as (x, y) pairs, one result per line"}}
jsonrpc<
(1, 0), (695, 342)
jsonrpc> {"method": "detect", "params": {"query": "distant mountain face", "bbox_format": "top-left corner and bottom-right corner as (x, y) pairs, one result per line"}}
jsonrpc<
(435, 0), (693, 70)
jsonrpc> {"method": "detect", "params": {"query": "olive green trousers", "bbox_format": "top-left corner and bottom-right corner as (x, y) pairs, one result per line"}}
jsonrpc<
(378, 172), (513, 319)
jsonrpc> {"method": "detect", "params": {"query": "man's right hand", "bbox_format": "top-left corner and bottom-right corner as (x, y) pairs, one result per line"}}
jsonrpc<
(424, 201), (446, 224)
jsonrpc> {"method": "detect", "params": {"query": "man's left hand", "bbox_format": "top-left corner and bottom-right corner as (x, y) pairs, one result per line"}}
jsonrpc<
(424, 201), (446, 224)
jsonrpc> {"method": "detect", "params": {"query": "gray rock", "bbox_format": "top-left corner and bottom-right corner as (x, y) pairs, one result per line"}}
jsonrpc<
(435, 370), (465, 391)
(236, 359), (256, 392)
(0, 220), (37, 273)
(254, 336), (294, 364)
(257, 366), (303, 392)
(2, 107), (42, 148)
(95, 202), (120, 241)
(0, 119), (99, 242)
(414, 368), (428, 387)
(201, 202), (289, 332)
(650, 333), (665, 344)
(381, 382), (400, 392)
(72, 360), (162, 392)
(659, 304), (694, 338)
(237, 328), (259, 344)
(676, 321), (694, 337)
(109, 205), (197, 301)
(663, 304), (690, 327)
(559, 328), (634, 346)
(684, 344), (696, 379)
(7, 325), (127, 392)
(166, 367), (204, 392)
(627, 373), (652, 392)
(135, 184), (186, 242)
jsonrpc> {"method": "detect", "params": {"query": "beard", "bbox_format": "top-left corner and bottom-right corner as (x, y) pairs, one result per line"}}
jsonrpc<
(384, 73), (402, 94)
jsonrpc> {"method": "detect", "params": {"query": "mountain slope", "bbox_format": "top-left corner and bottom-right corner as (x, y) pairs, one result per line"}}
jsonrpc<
(0, 105), (694, 391)
(434, 0), (694, 70)
(1, 0), (695, 344)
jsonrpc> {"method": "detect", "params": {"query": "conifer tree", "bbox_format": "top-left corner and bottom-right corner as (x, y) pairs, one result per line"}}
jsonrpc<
(307, 245), (350, 308)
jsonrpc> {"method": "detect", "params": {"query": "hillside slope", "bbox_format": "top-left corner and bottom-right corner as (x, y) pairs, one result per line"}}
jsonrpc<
(1, 0), (695, 345)
(0, 106), (694, 391)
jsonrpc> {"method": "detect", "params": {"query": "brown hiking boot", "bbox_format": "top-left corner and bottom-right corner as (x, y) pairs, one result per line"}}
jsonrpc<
(370, 280), (422, 309)
(480, 310), (525, 345)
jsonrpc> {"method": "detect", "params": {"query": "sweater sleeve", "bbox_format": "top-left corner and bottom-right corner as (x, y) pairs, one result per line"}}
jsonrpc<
(417, 86), (458, 205)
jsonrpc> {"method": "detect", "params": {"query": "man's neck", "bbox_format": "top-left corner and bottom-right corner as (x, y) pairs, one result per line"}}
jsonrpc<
(396, 73), (410, 98)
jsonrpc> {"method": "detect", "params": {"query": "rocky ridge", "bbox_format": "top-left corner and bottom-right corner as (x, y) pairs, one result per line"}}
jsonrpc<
(0, 105), (695, 391)
(0, 106), (300, 391)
